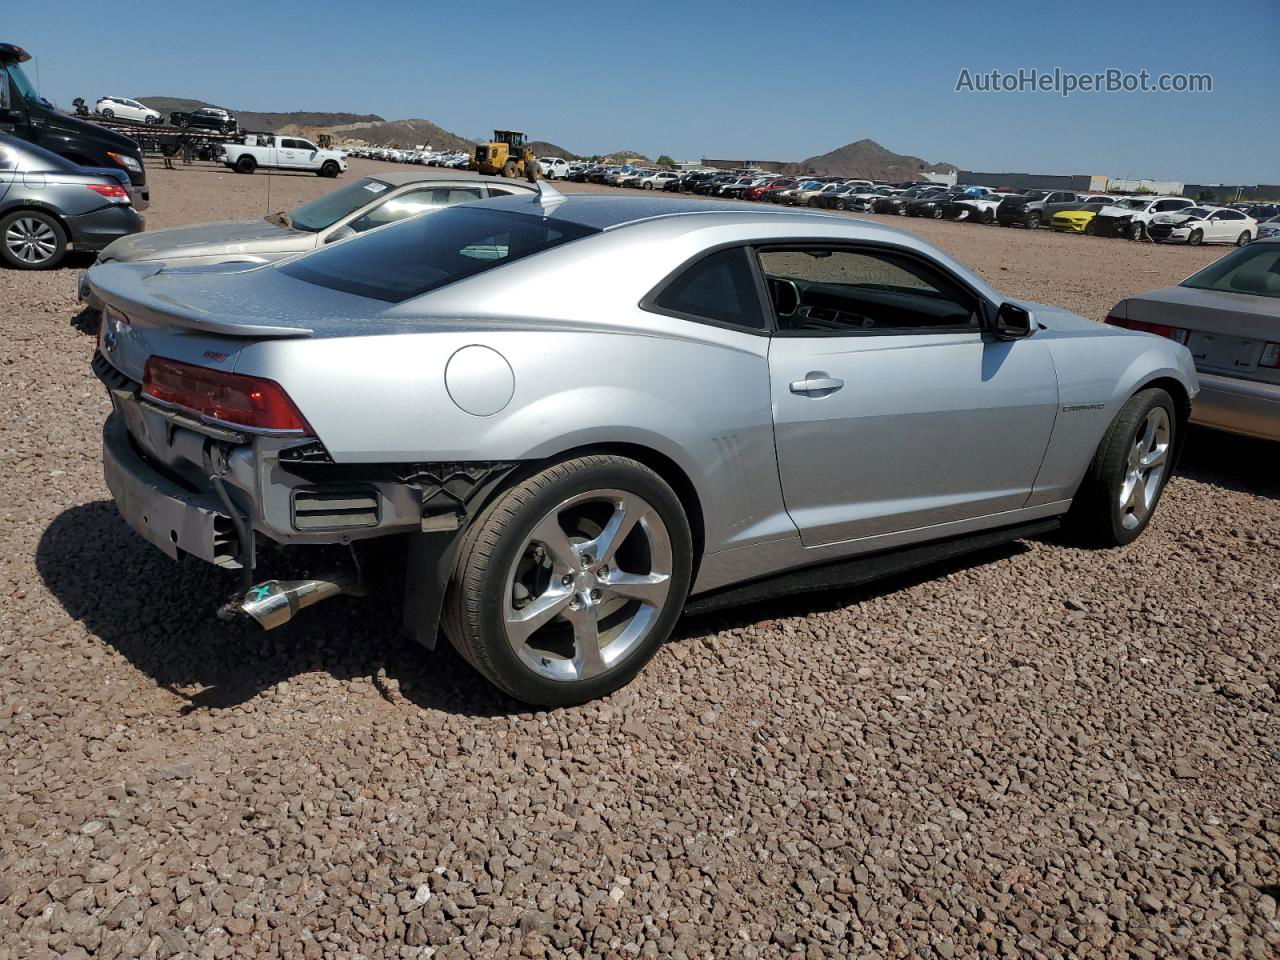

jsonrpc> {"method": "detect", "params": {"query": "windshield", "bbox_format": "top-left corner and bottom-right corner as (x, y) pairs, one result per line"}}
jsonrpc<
(1181, 244), (1280, 299)
(1116, 198), (1148, 210)
(288, 178), (392, 232)
(1176, 208), (1209, 219)
(280, 206), (599, 303)
(5, 62), (51, 107)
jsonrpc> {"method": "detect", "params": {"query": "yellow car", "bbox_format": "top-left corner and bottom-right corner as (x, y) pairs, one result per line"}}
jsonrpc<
(1051, 208), (1103, 234)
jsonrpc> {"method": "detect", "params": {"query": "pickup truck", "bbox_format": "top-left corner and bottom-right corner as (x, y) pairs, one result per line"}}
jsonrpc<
(222, 135), (346, 177)
(996, 189), (1085, 229)
(169, 106), (237, 134)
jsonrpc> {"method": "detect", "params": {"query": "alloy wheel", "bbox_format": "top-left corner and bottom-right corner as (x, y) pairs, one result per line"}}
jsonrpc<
(504, 489), (673, 683)
(5, 218), (58, 265)
(1118, 407), (1170, 530)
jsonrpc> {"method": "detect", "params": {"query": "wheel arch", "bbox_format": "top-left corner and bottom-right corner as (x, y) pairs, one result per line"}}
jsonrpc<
(0, 201), (72, 241)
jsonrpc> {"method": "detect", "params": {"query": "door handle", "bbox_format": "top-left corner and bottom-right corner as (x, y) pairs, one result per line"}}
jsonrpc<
(789, 373), (844, 396)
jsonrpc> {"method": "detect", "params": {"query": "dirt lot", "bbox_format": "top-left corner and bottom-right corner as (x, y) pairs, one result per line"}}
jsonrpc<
(1, 159), (1277, 960)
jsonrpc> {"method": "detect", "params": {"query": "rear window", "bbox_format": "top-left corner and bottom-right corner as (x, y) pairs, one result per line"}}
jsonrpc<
(1181, 244), (1280, 299)
(279, 206), (598, 303)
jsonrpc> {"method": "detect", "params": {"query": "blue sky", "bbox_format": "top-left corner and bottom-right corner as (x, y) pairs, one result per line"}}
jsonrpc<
(7, 0), (1278, 182)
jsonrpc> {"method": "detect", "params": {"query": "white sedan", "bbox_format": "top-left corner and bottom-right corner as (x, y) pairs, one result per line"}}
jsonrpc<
(538, 157), (570, 180)
(1148, 207), (1258, 246)
(95, 96), (161, 125)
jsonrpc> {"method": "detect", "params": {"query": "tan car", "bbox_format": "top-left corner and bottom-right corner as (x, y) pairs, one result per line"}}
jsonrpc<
(1107, 239), (1280, 441)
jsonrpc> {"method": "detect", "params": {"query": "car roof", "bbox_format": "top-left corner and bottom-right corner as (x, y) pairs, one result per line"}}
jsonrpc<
(465, 191), (921, 237)
(365, 170), (539, 190)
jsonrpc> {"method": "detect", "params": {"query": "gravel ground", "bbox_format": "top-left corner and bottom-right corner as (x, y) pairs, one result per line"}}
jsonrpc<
(1, 159), (1277, 959)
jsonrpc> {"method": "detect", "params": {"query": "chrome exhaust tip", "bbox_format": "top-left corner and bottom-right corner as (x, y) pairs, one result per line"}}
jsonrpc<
(218, 572), (361, 630)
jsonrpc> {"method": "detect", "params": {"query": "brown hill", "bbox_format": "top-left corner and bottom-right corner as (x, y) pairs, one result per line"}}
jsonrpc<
(526, 140), (580, 160)
(138, 97), (382, 132)
(322, 118), (474, 151)
(789, 138), (953, 180)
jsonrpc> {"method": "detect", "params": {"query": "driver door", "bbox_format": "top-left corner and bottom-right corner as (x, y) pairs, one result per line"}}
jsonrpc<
(762, 244), (1059, 547)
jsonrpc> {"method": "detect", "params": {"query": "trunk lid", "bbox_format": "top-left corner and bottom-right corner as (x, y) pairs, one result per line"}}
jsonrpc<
(99, 218), (310, 264)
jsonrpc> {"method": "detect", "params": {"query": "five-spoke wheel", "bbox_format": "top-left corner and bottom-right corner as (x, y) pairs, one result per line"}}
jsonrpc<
(443, 455), (691, 706)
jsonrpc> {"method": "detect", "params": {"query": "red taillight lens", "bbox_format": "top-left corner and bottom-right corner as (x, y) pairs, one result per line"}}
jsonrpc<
(143, 357), (313, 434)
(1104, 315), (1189, 345)
(86, 183), (131, 203)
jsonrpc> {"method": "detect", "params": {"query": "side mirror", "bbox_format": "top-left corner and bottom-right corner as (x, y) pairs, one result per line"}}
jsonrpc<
(325, 225), (357, 243)
(995, 302), (1033, 339)
(0, 107), (23, 123)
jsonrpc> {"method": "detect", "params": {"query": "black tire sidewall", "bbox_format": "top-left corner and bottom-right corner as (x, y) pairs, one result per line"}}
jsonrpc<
(236, 156), (256, 174)
(0, 210), (69, 270)
(457, 459), (692, 707)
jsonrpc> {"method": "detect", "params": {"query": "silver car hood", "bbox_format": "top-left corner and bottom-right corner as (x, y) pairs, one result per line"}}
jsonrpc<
(98, 219), (315, 264)
(1011, 300), (1103, 333)
(1123, 285), (1279, 340)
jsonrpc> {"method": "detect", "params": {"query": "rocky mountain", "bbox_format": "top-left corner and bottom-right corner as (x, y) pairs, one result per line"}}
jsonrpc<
(137, 97), (383, 132)
(526, 141), (580, 160)
(789, 138), (953, 180)
(323, 118), (474, 151)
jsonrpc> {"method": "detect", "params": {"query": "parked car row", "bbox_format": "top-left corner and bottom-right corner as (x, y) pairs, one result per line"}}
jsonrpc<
(345, 146), (472, 168)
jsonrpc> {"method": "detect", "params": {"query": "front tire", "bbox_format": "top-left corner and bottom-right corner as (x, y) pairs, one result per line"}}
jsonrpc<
(0, 210), (68, 269)
(1129, 221), (1146, 241)
(502, 160), (518, 178)
(1025, 211), (1042, 229)
(1067, 388), (1176, 547)
(442, 455), (693, 707)
(319, 160), (340, 178)
(1084, 220), (1097, 235)
(1188, 228), (1204, 246)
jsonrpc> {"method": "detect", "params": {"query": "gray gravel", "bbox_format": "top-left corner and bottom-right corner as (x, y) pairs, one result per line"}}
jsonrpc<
(1, 160), (1278, 959)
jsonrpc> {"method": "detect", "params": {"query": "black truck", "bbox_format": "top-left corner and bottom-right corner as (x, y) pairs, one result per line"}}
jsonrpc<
(1, 43), (149, 209)
(168, 106), (237, 135)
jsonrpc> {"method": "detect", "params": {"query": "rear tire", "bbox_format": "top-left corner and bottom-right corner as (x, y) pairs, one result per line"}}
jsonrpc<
(235, 155), (257, 174)
(1066, 388), (1176, 547)
(442, 455), (693, 707)
(0, 210), (68, 270)
(1236, 231), (1252, 246)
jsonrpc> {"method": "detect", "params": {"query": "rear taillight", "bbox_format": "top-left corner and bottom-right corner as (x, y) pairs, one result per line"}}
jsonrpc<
(143, 356), (313, 434)
(1104, 315), (1189, 345)
(85, 183), (131, 204)
(1260, 342), (1280, 369)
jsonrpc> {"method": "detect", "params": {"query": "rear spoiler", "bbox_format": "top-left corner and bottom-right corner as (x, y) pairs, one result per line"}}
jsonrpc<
(87, 262), (313, 338)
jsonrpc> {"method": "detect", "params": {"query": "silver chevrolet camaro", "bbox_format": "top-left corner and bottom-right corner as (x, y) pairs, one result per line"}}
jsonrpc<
(88, 187), (1198, 706)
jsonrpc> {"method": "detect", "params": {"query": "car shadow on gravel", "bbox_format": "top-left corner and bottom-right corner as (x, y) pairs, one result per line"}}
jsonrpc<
(37, 501), (529, 718)
(1176, 426), (1278, 500)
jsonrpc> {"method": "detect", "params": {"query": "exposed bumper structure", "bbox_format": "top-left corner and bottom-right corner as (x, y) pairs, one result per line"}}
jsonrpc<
(1191, 372), (1280, 442)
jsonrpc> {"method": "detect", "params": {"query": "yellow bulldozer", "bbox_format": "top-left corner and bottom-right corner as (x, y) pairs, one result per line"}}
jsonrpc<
(470, 130), (539, 179)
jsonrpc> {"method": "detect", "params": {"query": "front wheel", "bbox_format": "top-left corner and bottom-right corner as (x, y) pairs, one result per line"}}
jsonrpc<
(1084, 220), (1097, 236)
(319, 160), (340, 178)
(932, 206), (944, 219)
(643, 182), (654, 190)
(502, 160), (518, 178)
(442, 455), (693, 707)
(1129, 221), (1146, 241)
(1025, 211), (1042, 229)
(1066, 388), (1176, 547)
(1188, 228), (1204, 246)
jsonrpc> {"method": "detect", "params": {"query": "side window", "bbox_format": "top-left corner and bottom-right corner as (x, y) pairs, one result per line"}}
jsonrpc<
(485, 186), (524, 198)
(298, 142), (317, 152)
(348, 186), (482, 232)
(1218, 210), (1244, 221)
(649, 247), (766, 331)
(280, 139), (298, 149)
(757, 247), (979, 335)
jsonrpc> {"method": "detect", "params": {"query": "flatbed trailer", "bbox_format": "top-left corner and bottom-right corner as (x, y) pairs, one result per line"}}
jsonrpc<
(79, 114), (251, 162)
